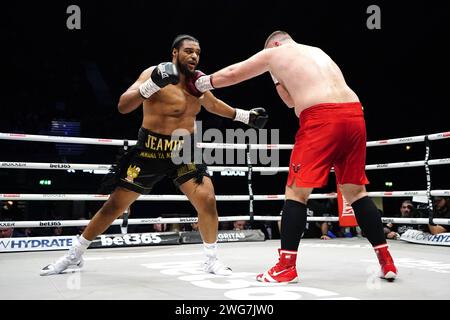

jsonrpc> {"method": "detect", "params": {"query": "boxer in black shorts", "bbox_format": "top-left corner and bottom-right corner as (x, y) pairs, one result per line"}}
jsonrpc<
(113, 127), (209, 195)
(40, 34), (268, 276)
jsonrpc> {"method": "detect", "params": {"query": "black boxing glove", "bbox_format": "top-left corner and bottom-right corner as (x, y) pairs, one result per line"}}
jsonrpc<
(234, 107), (268, 129)
(139, 62), (180, 99)
(186, 70), (207, 97)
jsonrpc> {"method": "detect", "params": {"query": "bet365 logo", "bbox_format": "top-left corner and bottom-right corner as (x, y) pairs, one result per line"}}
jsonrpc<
(100, 233), (162, 246)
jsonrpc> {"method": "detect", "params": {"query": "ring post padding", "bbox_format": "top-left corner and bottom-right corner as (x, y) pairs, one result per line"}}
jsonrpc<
(121, 208), (129, 234)
(424, 135), (435, 225)
(246, 144), (254, 224)
(120, 140), (130, 234)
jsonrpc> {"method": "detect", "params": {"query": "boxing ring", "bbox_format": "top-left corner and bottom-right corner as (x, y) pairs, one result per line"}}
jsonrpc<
(1, 131), (450, 300)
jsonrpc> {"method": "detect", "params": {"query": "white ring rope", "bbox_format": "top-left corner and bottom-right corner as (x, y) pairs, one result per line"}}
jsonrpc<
(365, 132), (450, 147)
(4, 216), (450, 229)
(1, 158), (450, 172)
(1, 131), (449, 148)
(1, 131), (449, 230)
(1, 190), (449, 201)
(0, 133), (130, 146)
(2, 216), (250, 228)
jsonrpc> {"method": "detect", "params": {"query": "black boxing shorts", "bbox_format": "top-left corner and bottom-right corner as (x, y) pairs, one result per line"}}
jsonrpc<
(99, 127), (209, 194)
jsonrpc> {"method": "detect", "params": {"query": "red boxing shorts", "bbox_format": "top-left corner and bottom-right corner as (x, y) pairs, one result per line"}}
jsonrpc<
(287, 102), (369, 188)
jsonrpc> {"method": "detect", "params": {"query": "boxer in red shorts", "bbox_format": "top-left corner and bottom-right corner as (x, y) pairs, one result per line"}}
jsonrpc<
(194, 31), (398, 283)
(288, 102), (369, 189)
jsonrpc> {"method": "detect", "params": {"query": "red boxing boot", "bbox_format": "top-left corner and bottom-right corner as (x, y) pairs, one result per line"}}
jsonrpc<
(256, 249), (298, 283)
(374, 244), (398, 281)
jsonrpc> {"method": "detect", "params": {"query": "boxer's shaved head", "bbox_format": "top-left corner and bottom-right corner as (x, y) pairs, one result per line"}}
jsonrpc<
(264, 31), (292, 48)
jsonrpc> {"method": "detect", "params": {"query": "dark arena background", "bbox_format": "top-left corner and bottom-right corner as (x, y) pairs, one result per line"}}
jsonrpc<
(1, 0), (449, 310)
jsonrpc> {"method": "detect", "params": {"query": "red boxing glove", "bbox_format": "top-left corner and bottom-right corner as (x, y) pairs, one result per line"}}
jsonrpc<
(186, 70), (206, 97)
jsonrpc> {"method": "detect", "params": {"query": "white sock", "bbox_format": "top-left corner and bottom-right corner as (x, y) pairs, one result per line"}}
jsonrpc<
(76, 235), (92, 252)
(203, 241), (217, 260)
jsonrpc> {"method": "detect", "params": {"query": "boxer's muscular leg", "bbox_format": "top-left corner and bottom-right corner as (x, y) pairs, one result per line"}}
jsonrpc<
(180, 177), (232, 275)
(256, 182), (311, 283)
(82, 187), (141, 241)
(282, 183), (313, 251)
(339, 183), (367, 204)
(40, 187), (140, 276)
(180, 177), (218, 244)
(340, 183), (397, 279)
(340, 184), (385, 246)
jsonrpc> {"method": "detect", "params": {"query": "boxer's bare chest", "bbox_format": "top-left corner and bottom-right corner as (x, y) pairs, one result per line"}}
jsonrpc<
(143, 84), (201, 118)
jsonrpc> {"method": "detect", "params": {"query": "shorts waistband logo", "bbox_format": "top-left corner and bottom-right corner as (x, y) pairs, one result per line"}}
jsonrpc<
(144, 134), (185, 151)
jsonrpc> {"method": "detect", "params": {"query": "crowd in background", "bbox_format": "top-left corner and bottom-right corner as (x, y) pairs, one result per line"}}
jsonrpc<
(2, 197), (449, 239)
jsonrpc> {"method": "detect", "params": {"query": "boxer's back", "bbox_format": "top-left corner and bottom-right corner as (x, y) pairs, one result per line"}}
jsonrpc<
(269, 43), (359, 115)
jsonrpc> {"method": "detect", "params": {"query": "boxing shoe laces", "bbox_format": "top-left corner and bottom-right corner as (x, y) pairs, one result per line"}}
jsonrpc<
(256, 249), (298, 283)
(374, 244), (398, 281)
(40, 246), (84, 276)
(203, 258), (232, 276)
